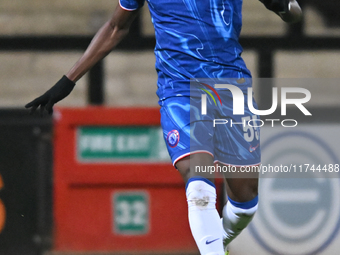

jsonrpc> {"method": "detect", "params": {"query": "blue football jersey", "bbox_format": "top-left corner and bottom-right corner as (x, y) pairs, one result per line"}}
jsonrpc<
(119, 0), (251, 102)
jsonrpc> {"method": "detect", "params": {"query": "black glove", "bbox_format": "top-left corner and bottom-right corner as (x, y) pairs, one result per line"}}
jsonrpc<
(25, 75), (75, 115)
(259, 0), (302, 23)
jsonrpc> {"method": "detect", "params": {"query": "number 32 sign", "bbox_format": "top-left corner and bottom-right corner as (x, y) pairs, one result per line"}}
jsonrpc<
(113, 191), (149, 235)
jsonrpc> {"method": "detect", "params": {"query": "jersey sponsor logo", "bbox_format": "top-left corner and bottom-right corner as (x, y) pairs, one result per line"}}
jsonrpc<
(166, 130), (180, 148)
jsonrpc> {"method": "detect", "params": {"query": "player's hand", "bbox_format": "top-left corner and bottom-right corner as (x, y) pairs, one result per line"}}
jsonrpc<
(25, 75), (75, 115)
(259, 0), (302, 23)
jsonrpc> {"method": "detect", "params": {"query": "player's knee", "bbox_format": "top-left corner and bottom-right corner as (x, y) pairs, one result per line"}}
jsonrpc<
(249, 182), (259, 200)
(243, 175), (259, 199)
(175, 156), (190, 181)
(242, 182), (258, 202)
(178, 167), (190, 182)
(186, 176), (216, 210)
(177, 155), (216, 183)
(234, 177), (259, 202)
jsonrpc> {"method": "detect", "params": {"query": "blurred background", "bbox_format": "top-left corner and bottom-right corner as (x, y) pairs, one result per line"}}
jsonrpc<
(0, 0), (340, 255)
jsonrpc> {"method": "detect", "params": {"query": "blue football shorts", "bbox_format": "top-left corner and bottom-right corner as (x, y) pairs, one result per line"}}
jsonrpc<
(160, 88), (261, 167)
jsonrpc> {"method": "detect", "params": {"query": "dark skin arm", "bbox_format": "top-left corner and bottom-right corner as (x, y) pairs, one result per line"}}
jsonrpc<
(67, 5), (141, 82)
(25, 4), (141, 114)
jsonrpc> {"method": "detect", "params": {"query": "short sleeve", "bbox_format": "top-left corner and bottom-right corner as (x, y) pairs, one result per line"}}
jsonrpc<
(119, 0), (145, 11)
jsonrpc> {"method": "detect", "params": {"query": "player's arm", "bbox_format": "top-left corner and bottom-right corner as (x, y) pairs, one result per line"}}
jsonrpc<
(66, 5), (140, 82)
(259, 0), (302, 23)
(25, 4), (141, 114)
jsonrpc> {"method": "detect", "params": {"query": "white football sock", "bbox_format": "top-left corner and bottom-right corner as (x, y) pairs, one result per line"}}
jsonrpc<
(186, 177), (224, 255)
(222, 196), (258, 246)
